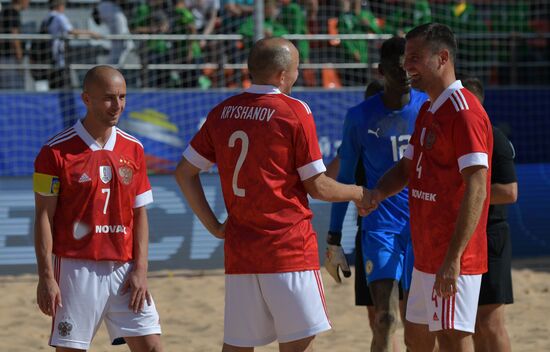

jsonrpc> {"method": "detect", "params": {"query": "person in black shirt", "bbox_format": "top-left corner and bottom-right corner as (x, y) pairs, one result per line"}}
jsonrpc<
(462, 76), (517, 352)
(0, 0), (29, 89)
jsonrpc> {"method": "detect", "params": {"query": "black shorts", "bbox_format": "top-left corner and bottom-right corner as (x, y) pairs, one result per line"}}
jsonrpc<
(478, 222), (514, 305)
(354, 227), (403, 306)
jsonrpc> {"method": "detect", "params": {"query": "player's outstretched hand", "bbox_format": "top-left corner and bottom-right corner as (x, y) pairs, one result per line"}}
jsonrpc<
(121, 268), (152, 313)
(325, 231), (351, 283)
(37, 276), (62, 317)
(325, 244), (351, 283)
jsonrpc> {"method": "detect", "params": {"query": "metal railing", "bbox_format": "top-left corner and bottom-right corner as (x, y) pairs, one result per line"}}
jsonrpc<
(0, 32), (548, 89)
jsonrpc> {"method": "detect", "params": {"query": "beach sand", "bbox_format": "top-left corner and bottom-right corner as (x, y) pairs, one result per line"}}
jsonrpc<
(1, 258), (549, 351)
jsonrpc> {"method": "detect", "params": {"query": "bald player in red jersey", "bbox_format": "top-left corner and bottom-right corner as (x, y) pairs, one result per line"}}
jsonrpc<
(175, 37), (372, 352)
(368, 23), (493, 352)
(34, 66), (162, 351)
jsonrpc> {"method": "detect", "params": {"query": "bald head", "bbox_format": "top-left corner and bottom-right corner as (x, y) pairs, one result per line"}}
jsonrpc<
(83, 65), (125, 93)
(81, 65), (127, 129)
(247, 37), (297, 84)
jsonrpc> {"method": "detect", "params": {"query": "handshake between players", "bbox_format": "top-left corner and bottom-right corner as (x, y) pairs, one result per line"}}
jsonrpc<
(325, 188), (383, 283)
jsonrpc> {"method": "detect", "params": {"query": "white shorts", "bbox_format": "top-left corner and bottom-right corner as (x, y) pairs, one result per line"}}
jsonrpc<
(224, 270), (331, 347)
(49, 256), (162, 350)
(406, 268), (481, 333)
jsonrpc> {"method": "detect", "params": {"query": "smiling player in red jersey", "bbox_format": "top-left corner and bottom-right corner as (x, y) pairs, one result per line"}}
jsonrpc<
(369, 23), (493, 352)
(34, 66), (162, 351)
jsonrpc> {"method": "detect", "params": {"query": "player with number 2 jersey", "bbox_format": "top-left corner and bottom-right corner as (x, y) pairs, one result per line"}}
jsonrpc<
(175, 38), (370, 350)
(186, 85), (323, 274)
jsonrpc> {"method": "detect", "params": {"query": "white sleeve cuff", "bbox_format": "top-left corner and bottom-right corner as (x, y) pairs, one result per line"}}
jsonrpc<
(183, 145), (214, 171)
(458, 152), (489, 172)
(403, 144), (414, 160)
(297, 159), (326, 180)
(134, 189), (153, 208)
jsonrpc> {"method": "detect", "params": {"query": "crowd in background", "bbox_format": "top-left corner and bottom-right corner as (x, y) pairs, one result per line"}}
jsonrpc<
(0, 0), (548, 89)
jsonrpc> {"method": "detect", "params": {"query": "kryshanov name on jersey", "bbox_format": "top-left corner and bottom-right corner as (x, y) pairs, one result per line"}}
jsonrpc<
(220, 105), (276, 122)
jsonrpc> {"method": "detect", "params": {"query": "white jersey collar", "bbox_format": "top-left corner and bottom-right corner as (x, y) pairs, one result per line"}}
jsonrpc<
(428, 80), (463, 113)
(245, 84), (281, 94)
(74, 119), (117, 151)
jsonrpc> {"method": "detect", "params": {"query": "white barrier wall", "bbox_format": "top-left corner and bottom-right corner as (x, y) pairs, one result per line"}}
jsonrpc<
(0, 174), (359, 275)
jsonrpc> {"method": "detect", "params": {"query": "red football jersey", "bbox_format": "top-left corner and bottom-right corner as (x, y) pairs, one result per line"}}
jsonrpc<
(34, 120), (153, 261)
(184, 85), (326, 274)
(404, 81), (493, 274)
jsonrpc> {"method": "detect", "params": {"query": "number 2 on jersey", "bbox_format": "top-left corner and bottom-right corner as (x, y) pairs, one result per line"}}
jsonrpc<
(228, 130), (249, 197)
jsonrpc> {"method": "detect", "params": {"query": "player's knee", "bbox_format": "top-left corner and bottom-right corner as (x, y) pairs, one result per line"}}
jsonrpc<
(374, 310), (398, 332)
(405, 329), (435, 352)
(404, 332), (416, 350)
(145, 341), (163, 352)
(367, 306), (376, 330)
(476, 311), (506, 336)
(476, 320), (504, 338)
(476, 316), (489, 335)
(142, 335), (163, 352)
(436, 329), (471, 348)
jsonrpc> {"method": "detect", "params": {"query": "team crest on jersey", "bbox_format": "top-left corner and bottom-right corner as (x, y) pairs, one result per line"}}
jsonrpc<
(58, 319), (73, 337)
(425, 121), (440, 150)
(425, 130), (436, 150)
(118, 166), (133, 185)
(365, 260), (373, 275)
(99, 166), (112, 184)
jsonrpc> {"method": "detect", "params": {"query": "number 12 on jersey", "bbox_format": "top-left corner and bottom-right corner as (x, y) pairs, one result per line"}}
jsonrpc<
(228, 130), (249, 197)
(390, 134), (411, 162)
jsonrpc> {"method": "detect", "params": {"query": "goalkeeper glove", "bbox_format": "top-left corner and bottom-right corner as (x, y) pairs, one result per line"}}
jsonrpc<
(325, 231), (351, 283)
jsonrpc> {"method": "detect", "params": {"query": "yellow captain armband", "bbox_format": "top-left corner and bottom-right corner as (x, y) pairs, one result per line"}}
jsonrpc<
(33, 172), (60, 195)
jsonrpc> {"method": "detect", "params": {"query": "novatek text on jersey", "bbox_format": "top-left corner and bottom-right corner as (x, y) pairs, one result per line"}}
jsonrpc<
(410, 188), (437, 202)
(220, 106), (276, 122)
(95, 225), (128, 235)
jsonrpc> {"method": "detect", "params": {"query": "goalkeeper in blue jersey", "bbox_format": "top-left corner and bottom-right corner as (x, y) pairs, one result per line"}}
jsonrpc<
(326, 36), (435, 352)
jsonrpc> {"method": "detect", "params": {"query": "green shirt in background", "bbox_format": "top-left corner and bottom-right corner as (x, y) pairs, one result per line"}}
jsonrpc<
(384, 0), (432, 35)
(489, 1), (531, 61)
(131, 3), (170, 54)
(433, 2), (489, 63)
(173, 7), (201, 59)
(239, 17), (288, 51)
(280, 2), (309, 62)
(338, 11), (368, 63)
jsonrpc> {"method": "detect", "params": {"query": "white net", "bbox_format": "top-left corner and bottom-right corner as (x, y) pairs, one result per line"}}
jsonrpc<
(0, 0), (548, 177)
(0, 0), (546, 90)
(0, 0), (549, 268)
